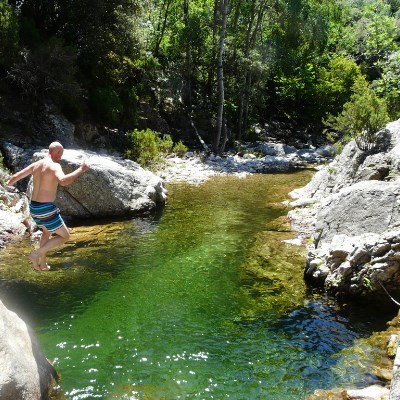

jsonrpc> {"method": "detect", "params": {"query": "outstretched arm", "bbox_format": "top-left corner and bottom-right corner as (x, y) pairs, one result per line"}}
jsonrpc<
(56, 160), (90, 187)
(6, 163), (34, 187)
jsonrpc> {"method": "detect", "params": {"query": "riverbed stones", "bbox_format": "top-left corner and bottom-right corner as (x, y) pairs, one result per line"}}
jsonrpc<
(159, 143), (334, 184)
(307, 385), (390, 399)
(0, 300), (58, 400)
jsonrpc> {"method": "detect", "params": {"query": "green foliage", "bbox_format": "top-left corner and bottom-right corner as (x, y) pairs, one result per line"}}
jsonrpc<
(324, 77), (390, 151)
(362, 276), (373, 291)
(0, 1), (19, 67)
(157, 134), (174, 155)
(19, 16), (42, 49)
(338, 0), (400, 82)
(3, 0), (400, 144)
(172, 140), (188, 157)
(91, 88), (123, 125)
(316, 57), (362, 117)
(125, 129), (160, 167)
(125, 129), (185, 168)
(372, 50), (400, 118)
(7, 38), (81, 106)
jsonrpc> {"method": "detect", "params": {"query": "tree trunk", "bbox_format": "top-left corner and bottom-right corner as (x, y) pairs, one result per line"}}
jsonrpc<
(213, 0), (228, 154)
(237, 0), (266, 137)
(242, 72), (252, 135)
(219, 117), (228, 153)
(206, 0), (220, 98)
(154, 0), (172, 58)
(232, 0), (242, 30)
(182, 0), (192, 111)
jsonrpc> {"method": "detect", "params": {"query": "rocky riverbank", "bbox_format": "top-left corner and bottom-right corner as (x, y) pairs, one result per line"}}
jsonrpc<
(158, 141), (334, 184)
(287, 119), (400, 300)
(287, 119), (400, 400)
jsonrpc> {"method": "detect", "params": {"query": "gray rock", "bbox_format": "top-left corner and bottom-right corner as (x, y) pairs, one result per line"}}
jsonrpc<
(251, 143), (277, 156)
(346, 384), (389, 399)
(32, 111), (75, 147)
(356, 153), (390, 181)
(329, 234), (356, 261)
(315, 145), (336, 158)
(316, 181), (400, 242)
(0, 300), (57, 400)
(0, 172), (32, 248)
(1, 143), (36, 192)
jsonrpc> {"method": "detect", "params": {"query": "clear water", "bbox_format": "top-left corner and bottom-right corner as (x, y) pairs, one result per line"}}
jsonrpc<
(0, 172), (393, 400)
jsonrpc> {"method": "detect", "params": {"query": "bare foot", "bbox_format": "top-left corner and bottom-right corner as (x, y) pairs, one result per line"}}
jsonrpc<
(29, 252), (41, 271)
(40, 264), (51, 271)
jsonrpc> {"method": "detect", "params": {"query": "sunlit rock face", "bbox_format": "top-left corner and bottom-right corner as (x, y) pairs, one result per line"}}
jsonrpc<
(0, 300), (57, 400)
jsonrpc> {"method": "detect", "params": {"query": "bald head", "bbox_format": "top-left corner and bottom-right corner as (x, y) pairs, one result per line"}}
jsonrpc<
(49, 141), (64, 161)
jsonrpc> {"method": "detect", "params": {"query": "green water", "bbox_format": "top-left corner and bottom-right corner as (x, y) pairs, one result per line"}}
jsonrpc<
(0, 172), (393, 400)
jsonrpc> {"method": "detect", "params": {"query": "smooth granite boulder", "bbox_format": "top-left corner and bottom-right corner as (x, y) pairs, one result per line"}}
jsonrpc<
(0, 300), (57, 400)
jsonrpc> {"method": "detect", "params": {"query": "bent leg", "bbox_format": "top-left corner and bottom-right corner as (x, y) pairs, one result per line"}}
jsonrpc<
(35, 225), (70, 269)
(29, 227), (51, 271)
(40, 227), (51, 247)
(39, 227), (51, 270)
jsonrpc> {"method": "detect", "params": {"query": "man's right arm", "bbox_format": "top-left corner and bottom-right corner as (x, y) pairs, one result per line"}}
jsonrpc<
(6, 163), (34, 187)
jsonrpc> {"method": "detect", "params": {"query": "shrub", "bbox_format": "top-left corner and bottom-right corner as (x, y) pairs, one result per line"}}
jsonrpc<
(125, 129), (159, 167)
(324, 77), (389, 152)
(157, 134), (173, 155)
(125, 129), (186, 168)
(173, 140), (188, 157)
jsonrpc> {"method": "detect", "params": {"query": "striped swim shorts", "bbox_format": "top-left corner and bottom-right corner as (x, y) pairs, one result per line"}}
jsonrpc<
(29, 201), (66, 233)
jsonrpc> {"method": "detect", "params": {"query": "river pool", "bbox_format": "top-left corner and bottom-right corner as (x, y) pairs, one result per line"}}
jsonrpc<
(0, 172), (394, 399)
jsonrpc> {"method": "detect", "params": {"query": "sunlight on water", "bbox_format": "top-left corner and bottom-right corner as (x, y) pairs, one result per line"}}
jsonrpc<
(0, 172), (393, 400)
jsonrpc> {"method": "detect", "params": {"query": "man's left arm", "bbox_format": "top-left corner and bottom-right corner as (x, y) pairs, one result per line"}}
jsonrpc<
(56, 161), (90, 187)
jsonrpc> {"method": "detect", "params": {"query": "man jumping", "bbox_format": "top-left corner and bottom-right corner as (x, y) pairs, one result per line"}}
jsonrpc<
(6, 142), (90, 271)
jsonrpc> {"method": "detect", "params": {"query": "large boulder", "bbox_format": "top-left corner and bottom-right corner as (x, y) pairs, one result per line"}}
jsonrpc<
(315, 180), (400, 243)
(292, 119), (400, 203)
(30, 149), (168, 218)
(0, 300), (58, 400)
